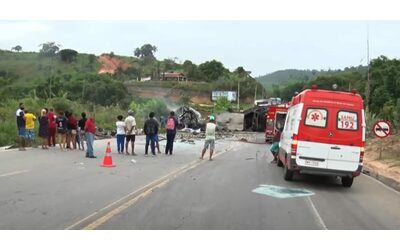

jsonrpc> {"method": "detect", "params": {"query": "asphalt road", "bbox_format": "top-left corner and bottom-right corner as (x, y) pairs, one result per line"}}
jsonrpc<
(0, 136), (399, 229)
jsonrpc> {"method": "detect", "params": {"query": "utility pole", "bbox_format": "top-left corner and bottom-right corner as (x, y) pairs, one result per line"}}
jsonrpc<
(365, 23), (370, 112)
(237, 79), (240, 111)
(254, 84), (257, 103)
(49, 57), (53, 100)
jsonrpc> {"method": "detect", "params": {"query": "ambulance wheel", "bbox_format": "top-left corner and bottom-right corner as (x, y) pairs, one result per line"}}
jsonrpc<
(283, 165), (294, 181)
(341, 177), (354, 187)
(277, 157), (283, 167)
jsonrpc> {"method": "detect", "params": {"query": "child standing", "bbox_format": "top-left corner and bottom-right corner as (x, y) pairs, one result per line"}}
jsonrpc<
(116, 115), (126, 154)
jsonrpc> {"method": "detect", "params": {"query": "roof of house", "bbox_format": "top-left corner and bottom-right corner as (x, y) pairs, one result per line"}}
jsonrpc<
(162, 72), (185, 77)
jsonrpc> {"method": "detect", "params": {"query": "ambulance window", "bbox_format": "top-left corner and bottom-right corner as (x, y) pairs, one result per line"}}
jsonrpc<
(305, 108), (327, 128)
(337, 111), (358, 130)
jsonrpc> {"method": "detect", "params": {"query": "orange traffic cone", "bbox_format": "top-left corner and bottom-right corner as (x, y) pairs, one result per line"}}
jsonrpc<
(101, 141), (116, 168)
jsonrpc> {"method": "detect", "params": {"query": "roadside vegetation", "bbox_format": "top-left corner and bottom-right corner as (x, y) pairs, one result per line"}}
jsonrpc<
(0, 42), (263, 147)
(268, 56), (400, 134)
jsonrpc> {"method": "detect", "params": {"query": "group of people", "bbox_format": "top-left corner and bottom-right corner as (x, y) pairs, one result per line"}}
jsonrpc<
(16, 103), (218, 161)
(15, 103), (97, 158)
(115, 110), (179, 157)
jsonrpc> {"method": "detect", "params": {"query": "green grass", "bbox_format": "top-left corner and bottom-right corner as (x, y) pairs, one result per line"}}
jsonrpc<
(0, 50), (99, 88)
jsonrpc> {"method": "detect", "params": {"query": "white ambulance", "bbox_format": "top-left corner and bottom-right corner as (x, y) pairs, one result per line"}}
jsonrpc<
(277, 86), (366, 187)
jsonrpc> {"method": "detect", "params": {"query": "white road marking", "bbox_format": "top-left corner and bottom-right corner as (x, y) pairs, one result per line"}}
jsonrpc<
(65, 143), (239, 230)
(363, 174), (400, 196)
(306, 196), (327, 230)
(0, 170), (30, 178)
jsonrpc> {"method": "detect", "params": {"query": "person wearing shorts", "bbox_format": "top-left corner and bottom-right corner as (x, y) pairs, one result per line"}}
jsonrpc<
(16, 103), (26, 151)
(270, 127), (283, 163)
(56, 111), (67, 150)
(200, 115), (217, 161)
(24, 110), (37, 147)
(125, 110), (137, 155)
(67, 112), (78, 150)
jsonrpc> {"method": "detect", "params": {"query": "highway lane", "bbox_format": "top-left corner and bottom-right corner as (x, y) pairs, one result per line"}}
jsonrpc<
(96, 143), (400, 230)
(1, 138), (399, 229)
(0, 137), (238, 229)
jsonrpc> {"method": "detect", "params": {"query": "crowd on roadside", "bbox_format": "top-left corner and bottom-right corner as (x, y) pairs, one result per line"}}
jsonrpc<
(15, 103), (218, 160)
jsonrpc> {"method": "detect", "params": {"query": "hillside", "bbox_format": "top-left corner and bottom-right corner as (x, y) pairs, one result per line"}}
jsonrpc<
(0, 49), (100, 87)
(256, 67), (367, 90)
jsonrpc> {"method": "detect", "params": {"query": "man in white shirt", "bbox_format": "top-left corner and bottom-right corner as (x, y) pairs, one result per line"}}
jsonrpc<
(200, 115), (217, 161)
(125, 110), (137, 155)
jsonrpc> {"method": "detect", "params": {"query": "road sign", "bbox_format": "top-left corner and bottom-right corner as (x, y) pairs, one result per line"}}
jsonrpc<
(372, 121), (391, 138)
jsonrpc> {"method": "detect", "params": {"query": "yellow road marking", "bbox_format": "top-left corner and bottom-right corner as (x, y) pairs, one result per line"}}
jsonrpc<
(66, 142), (239, 230)
(0, 170), (30, 178)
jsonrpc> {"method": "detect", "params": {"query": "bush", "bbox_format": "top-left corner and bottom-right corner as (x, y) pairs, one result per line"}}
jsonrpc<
(215, 96), (231, 113)
(51, 97), (73, 112)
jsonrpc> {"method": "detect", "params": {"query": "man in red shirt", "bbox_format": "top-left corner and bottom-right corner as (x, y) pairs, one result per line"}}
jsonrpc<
(47, 108), (56, 147)
(84, 113), (97, 158)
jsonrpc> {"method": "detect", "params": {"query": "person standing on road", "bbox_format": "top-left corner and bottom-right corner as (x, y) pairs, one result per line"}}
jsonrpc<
(24, 110), (37, 147)
(165, 111), (178, 155)
(143, 112), (158, 156)
(78, 112), (87, 151)
(67, 112), (78, 150)
(56, 111), (67, 150)
(154, 117), (162, 154)
(124, 110), (137, 155)
(38, 109), (49, 149)
(84, 113), (97, 158)
(200, 115), (217, 161)
(47, 108), (56, 147)
(116, 115), (126, 154)
(16, 103), (26, 151)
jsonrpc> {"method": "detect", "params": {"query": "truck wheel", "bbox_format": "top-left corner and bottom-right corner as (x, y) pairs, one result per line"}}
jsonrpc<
(341, 177), (354, 187)
(283, 165), (294, 181)
(277, 157), (283, 167)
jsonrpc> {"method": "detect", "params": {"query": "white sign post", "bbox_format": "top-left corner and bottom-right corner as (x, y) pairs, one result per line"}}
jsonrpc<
(372, 121), (392, 160)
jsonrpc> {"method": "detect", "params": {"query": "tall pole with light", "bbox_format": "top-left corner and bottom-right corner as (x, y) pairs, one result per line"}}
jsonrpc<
(365, 23), (370, 113)
(237, 78), (240, 111)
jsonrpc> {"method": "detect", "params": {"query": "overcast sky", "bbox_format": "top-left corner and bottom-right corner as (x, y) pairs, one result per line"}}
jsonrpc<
(1, 20), (399, 77)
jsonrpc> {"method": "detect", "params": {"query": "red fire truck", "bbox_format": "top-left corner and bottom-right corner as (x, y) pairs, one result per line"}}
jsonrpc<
(265, 104), (289, 143)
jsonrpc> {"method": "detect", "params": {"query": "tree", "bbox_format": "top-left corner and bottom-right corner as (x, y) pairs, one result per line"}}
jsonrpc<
(59, 49), (78, 63)
(39, 42), (61, 56)
(133, 44), (157, 60)
(198, 60), (227, 82)
(88, 54), (96, 64)
(11, 45), (22, 52)
(183, 60), (202, 80)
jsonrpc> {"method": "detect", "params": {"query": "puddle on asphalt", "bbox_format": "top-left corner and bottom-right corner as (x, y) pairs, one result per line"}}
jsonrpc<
(252, 185), (314, 198)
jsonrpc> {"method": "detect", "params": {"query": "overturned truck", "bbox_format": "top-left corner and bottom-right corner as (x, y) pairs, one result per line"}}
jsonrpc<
(243, 106), (267, 132)
(175, 106), (205, 130)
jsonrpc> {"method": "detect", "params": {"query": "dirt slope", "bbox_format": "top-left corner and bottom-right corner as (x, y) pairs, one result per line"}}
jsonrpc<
(364, 134), (400, 188)
(98, 55), (130, 74)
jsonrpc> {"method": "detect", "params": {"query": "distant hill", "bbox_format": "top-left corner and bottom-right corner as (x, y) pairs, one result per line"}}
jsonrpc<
(256, 67), (367, 90)
(0, 49), (100, 87)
